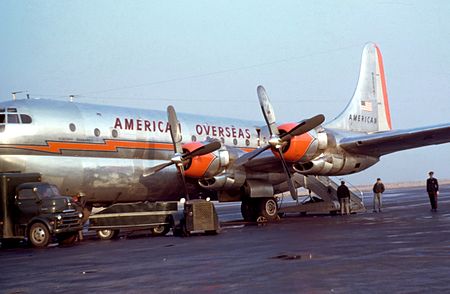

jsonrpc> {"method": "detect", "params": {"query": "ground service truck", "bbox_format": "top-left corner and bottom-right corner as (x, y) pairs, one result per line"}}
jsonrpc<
(0, 173), (83, 248)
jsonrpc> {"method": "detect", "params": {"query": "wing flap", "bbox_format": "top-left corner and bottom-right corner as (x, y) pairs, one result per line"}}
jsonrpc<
(339, 123), (450, 156)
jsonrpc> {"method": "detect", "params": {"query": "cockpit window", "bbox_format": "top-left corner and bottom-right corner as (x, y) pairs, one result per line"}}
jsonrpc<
(0, 108), (33, 127)
(7, 114), (20, 124)
(20, 114), (32, 124)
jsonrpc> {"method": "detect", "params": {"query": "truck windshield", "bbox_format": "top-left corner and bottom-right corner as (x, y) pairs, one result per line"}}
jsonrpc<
(36, 185), (61, 198)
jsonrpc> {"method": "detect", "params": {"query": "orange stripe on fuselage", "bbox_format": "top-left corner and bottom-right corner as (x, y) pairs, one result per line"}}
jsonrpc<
(1, 140), (258, 155)
(375, 45), (392, 130)
(2, 140), (174, 154)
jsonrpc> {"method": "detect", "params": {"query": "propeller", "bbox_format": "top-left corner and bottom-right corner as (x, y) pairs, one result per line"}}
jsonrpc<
(144, 105), (222, 199)
(235, 85), (325, 200)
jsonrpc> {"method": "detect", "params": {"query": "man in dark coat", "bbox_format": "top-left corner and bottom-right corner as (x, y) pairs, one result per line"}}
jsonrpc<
(426, 171), (439, 212)
(337, 180), (351, 215)
(372, 178), (385, 213)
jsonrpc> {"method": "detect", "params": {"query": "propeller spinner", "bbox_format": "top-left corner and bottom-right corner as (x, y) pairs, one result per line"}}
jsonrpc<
(144, 105), (222, 199)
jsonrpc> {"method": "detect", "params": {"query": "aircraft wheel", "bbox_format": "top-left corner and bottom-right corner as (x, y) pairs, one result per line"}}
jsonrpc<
(96, 229), (119, 240)
(150, 225), (170, 236)
(257, 198), (279, 221)
(241, 199), (256, 222)
(29, 222), (50, 248)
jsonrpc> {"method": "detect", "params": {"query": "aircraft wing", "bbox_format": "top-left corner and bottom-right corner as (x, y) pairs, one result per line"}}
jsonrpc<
(339, 123), (450, 156)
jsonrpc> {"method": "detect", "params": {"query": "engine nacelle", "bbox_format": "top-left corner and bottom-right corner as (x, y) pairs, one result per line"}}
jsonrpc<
(293, 153), (379, 175)
(182, 141), (229, 178)
(274, 123), (327, 162)
(198, 169), (246, 191)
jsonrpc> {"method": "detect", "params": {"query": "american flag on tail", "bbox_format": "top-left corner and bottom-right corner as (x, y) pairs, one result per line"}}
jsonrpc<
(361, 100), (373, 112)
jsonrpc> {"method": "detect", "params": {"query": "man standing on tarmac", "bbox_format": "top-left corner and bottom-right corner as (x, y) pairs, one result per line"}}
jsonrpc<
(426, 171), (439, 212)
(372, 178), (385, 213)
(337, 181), (351, 215)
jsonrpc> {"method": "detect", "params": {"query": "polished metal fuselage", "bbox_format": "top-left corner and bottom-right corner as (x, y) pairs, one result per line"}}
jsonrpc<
(0, 99), (263, 204)
(0, 98), (375, 205)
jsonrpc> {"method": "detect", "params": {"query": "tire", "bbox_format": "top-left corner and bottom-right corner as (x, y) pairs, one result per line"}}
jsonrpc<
(58, 232), (78, 246)
(28, 222), (51, 248)
(241, 199), (256, 222)
(257, 198), (279, 221)
(96, 229), (119, 240)
(150, 225), (170, 236)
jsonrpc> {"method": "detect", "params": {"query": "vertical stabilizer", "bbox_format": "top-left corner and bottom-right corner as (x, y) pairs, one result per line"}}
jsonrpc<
(326, 43), (392, 133)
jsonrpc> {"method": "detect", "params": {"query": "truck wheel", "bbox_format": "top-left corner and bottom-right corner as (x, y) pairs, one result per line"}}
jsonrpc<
(58, 233), (78, 246)
(96, 229), (119, 240)
(150, 225), (170, 236)
(29, 222), (50, 248)
(257, 198), (279, 221)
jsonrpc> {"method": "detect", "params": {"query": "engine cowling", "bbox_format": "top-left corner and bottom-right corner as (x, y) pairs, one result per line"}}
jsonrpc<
(274, 123), (319, 162)
(182, 141), (229, 178)
(198, 171), (246, 191)
(293, 154), (379, 175)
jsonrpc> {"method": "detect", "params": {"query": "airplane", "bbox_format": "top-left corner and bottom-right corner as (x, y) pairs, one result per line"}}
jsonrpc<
(0, 42), (449, 222)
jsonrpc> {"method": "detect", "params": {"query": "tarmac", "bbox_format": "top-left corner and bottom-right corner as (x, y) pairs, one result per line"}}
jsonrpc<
(1, 185), (449, 293)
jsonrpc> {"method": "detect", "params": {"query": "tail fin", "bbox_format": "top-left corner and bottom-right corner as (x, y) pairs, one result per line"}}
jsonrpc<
(326, 43), (392, 133)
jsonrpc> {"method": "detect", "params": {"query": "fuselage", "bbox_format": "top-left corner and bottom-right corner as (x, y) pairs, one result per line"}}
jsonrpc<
(0, 99), (261, 204)
(0, 98), (377, 205)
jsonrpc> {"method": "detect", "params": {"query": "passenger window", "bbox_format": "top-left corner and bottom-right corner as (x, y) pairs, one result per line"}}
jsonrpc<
(7, 108), (17, 113)
(7, 114), (19, 124)
(20, 114), (32, 124)
(18, 189), (36, 200)
(0, 114), (5, 123)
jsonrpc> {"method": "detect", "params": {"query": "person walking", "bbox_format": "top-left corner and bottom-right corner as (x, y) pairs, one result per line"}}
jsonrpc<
(426, 171), (439, 212)
(337, 180), (351, 215)
(372, 178), (385, 213)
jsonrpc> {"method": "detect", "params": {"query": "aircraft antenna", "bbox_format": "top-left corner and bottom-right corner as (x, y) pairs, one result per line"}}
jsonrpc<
(11, 91), (25, 100)
(69, 94), (80, 102)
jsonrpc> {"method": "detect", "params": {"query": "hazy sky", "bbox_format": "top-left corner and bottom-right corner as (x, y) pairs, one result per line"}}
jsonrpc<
(1, 1), (449, 185)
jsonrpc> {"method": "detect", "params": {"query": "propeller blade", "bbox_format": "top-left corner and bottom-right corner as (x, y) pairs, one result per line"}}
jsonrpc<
(233, 145), (271, 166)
(280, 114), (325, 141)
(176, 163), (190, 200)
(183, 140), (222, 159)
(276, 148), (298, 200)
(167, 105), (183, 154)
(143, 161), (174, 177)
(257, 85), (279, 137)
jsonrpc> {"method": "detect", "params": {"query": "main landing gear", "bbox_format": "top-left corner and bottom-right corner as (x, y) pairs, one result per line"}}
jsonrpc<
(241, 197), (279, 222)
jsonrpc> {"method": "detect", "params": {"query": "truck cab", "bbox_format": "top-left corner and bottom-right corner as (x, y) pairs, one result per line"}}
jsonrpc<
(1, 173), (83, 248)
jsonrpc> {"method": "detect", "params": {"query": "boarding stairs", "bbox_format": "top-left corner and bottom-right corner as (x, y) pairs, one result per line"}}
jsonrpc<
(279, 174), (365, 215)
